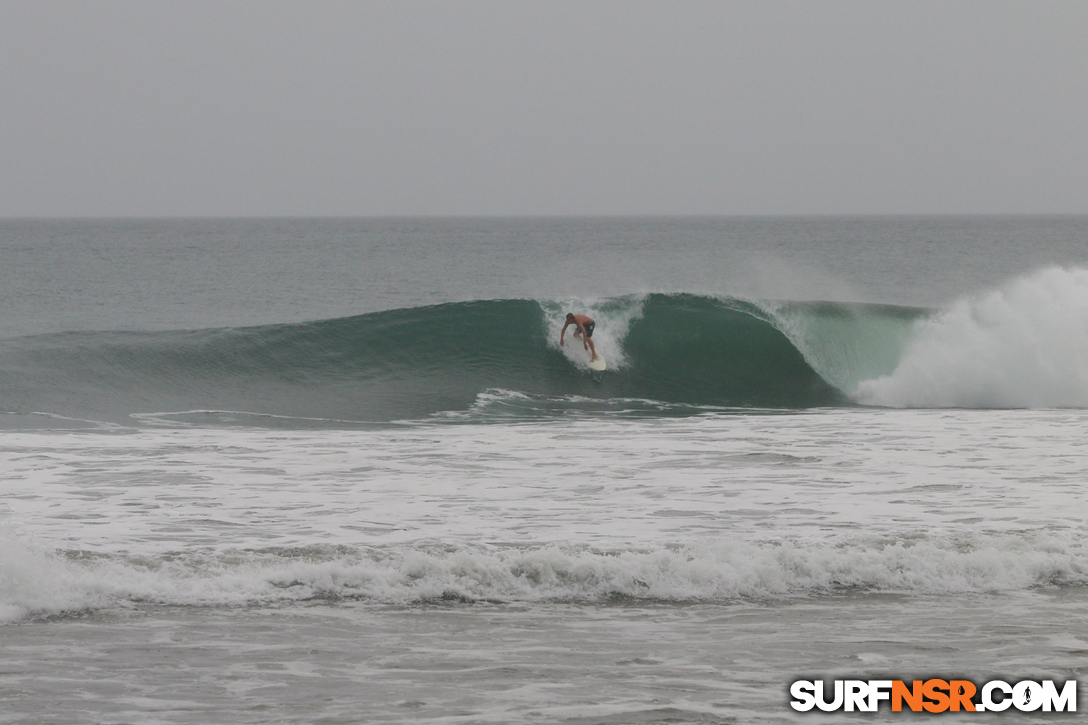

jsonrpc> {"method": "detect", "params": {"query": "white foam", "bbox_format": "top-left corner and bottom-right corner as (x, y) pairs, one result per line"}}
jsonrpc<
(3, 408), (1088, 621)
(2, 532), (1085, 619)
(0, 528), (99, 622)
(857, 266), (1088, 407)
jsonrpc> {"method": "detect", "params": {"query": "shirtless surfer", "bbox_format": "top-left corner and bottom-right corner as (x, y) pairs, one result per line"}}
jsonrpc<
(559, 313), (599, 362)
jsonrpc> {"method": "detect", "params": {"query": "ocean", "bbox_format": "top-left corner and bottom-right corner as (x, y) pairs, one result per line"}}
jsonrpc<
(1, 216), (1087, 723)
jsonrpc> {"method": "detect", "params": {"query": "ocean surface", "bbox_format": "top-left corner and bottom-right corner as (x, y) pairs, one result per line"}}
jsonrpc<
(1, 216), (1087, 723)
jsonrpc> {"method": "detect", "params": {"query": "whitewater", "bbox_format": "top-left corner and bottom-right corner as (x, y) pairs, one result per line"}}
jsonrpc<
(3, 409), (1088, 613)
(2, 217), (1087, 724)
(856, 266), (1088, 407)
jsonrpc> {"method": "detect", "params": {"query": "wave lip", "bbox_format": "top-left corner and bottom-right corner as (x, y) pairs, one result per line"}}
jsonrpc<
(3, 532), (1086, 621)
(857, 266), (1088, 408)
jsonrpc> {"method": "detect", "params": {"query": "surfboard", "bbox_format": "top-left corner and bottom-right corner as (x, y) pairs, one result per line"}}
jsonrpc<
(587, 353), (606, 371)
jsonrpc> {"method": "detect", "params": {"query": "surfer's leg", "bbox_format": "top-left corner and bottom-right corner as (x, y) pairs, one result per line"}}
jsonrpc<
(587, 338), (597, 361)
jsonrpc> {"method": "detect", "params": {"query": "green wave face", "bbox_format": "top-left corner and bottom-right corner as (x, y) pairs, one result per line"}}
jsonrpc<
(761, 299), (929, 394)
(611, 295), (844, 407)
(0, 296), (928, 426)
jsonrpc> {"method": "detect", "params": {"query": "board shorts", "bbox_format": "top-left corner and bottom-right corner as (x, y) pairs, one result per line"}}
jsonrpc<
(583, 321), (595, 338)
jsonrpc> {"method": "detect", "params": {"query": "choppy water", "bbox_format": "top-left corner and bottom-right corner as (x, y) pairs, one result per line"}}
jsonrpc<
(2, 217), (1088, 723)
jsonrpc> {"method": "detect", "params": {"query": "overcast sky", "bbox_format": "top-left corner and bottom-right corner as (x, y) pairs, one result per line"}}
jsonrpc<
(1, 1), (1086, 216)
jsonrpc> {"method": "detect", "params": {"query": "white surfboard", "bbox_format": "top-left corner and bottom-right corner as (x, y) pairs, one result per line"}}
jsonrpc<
(587, 353), (606, 371)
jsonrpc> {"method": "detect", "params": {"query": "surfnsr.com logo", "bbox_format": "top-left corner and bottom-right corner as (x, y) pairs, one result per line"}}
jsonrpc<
(790, 679), (1077, 713)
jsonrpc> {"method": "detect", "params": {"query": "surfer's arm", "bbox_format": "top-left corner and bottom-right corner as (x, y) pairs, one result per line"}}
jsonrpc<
(559, 320), (571, 345)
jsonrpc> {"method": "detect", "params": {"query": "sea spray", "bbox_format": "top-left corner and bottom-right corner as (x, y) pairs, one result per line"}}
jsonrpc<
(857, 266), (1088, 407)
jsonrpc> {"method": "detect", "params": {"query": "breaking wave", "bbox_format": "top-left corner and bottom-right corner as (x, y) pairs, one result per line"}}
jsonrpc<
(5, 267), (1087, 425)
(857, 267), (1088, 408)
(2, 531), (1085, 621)
(0, 295), (926, 425)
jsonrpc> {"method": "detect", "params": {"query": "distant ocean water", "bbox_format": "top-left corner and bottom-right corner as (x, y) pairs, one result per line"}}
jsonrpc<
(1, 217), (1087, 723)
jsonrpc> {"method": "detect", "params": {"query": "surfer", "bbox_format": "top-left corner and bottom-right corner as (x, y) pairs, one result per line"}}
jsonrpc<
(560, 312), (599, 362)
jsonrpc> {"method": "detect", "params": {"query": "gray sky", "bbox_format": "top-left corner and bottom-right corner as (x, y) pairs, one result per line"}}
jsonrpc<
(2, 1), (1086, 216)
